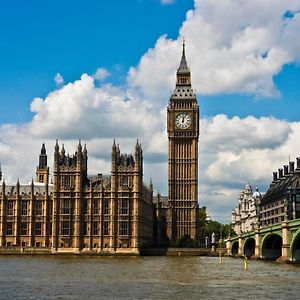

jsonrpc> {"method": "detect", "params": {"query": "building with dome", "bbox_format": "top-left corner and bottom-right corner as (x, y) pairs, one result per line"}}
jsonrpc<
(231, 158), (300, 235)
(231, 184), (262, 235)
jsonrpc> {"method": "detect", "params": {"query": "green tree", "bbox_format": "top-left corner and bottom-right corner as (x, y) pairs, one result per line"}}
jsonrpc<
(198, 207), (234, 246)
(174, 234), (196, 247)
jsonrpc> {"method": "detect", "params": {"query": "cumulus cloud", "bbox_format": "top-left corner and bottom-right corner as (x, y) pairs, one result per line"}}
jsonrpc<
(29, 74), (162, 140)
(93, 68), (110, 80)
(198, 116), (300, 222)
(160, 0), (175, 5)
(129, 0), (300, 100)
(54, 73), (64, 88)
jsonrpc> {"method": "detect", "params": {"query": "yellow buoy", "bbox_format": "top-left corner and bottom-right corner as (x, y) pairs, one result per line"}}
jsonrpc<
(219, 251), (223, 264)
(244, 256), (248, 271)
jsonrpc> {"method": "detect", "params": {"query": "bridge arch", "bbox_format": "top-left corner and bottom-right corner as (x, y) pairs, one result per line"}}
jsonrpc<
(261, 233), (282, 260)
(243, 237), (255, 257)
(231, 240), (239, 256)
(291, 229), (300, 262)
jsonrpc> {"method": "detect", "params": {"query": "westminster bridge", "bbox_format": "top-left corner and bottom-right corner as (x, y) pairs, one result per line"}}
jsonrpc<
(225, 219), (300, 262)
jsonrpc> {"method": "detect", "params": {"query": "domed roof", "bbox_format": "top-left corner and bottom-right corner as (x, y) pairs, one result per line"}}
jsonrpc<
(244, 183), (252, 192)
(253, 187), (261, 198)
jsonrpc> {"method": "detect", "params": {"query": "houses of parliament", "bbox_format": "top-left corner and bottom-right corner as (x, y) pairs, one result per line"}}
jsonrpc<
(0, 44), (200, 254)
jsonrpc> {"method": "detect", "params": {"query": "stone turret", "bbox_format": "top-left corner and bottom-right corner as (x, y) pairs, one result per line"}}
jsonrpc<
(36, 143), (49, 184)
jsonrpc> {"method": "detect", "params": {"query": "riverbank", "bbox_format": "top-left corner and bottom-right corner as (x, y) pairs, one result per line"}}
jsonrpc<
(0, 246), (226, 256)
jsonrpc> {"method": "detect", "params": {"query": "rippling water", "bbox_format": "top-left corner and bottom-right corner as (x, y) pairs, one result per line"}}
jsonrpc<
(0, 255), (299, 299)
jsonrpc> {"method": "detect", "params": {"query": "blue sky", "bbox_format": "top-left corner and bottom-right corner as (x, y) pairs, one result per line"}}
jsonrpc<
(0, 0), (194, 123)
(1, 0), (300, 222)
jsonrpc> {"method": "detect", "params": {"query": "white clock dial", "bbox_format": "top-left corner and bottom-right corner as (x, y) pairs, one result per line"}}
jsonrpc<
(175, 112), (192, 129)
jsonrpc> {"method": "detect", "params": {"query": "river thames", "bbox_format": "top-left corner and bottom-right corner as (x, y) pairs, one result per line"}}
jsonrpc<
(0, 256), (299, 299)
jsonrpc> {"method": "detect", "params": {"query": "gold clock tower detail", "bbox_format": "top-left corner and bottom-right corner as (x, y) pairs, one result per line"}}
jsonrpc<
(167, 42), (199, 241)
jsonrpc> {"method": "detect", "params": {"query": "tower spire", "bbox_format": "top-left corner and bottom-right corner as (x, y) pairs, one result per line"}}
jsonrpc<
(39, 142), (47, 168)
(178, 38), (188, 72)
(176, 39), (191, 86)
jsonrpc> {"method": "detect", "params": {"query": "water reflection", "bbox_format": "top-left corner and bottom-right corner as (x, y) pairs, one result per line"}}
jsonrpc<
(0, 256), (299, 299)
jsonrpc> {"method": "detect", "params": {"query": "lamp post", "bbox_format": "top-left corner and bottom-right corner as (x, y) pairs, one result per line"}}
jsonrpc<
(205, 214), (211, 248)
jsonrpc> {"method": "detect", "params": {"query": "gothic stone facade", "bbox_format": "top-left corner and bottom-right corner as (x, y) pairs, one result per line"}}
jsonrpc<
(0, 141), (154, 254)
(0, 44), (201, 251)
(156, 42), (200, 242)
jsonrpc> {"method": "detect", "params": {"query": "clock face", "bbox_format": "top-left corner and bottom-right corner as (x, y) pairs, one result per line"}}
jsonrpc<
(175, 112), (192, 129)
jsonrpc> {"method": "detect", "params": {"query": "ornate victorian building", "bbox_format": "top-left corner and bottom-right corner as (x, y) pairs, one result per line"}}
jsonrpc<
(231, 184), (262, 235)
(231, 158), (300, 235)
(0, 141), (154, 254)
(260, 158), (300, 227)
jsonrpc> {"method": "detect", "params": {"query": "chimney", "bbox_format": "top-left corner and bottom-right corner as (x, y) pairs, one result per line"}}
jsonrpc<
(273, 172), (278, 181)
(284, 165), (289, 176)
(278, 168), (283, 179)
(289, 161), (295, 173)
(297, 157), (300, 170)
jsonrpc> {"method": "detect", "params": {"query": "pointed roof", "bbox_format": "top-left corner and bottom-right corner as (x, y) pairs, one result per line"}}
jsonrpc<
(55, 140), (59, 152)
(177, 40), (190, 75)
(78, 140), (82, 152)
(41, 142), (46, 155)
(83, 143), (87, 154)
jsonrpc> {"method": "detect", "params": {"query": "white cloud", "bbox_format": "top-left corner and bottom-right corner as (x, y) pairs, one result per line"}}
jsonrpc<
(54, 73), (64, 87)
(198, 116), (300, 222)
(160, 0), (175, 5)
(29, 74), (162, 140)
(129, 0), (300, 100)
(93, 68), (110, 80)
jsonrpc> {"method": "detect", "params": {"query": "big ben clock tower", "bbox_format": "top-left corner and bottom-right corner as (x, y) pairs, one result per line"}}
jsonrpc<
(167, 42), (199, 241)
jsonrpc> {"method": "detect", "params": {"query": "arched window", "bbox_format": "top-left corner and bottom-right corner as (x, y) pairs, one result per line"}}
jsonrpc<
(122, 176), (128, 187)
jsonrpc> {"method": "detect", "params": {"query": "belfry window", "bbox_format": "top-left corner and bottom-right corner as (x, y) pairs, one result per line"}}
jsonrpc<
(64, 176), (71, 189)
(122, 176), (128, 187)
